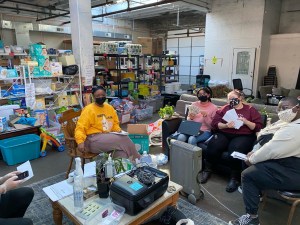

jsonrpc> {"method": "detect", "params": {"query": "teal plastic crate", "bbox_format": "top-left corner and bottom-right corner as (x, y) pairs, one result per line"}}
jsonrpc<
(128, 134), (149, 154)
(0, 134), (41, 165)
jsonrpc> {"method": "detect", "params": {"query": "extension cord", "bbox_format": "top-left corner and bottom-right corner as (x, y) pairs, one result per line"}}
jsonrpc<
(196, 172), (240, 217)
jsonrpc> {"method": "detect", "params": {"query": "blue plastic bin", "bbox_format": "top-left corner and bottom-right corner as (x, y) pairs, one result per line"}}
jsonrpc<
(0, 134), (41, 165)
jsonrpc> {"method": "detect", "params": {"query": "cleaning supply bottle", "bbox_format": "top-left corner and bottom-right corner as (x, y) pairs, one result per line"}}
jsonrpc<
(73, 157), (84, 213)
(105, 154), (115, 178)
(140, 151), (152, 165)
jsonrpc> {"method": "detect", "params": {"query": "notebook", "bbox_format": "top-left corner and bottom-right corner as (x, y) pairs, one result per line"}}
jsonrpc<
(178, 120), (202, 136)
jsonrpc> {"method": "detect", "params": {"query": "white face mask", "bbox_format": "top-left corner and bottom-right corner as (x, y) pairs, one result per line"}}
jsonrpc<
(278, 108), (297, 123)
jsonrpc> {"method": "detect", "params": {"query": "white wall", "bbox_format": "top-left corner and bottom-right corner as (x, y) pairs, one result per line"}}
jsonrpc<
(279, 0), (300, 33)
(267, 33), (300, 89)
(257, 0), (281, 91)
(204, 0), (265, 93)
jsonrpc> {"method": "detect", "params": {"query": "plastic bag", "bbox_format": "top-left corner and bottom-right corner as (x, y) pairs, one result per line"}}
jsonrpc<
(155, 153), (168, 166)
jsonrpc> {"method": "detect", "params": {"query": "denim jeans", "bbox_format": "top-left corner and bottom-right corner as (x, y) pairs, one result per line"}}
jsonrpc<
(177, 131), (212, 146)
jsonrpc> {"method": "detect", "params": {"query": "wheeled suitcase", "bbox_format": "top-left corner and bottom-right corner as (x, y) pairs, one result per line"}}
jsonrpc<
(169, 139), (204, 204)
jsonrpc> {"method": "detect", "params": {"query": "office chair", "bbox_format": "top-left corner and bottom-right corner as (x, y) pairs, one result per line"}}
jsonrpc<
(232, 78), (254, 99)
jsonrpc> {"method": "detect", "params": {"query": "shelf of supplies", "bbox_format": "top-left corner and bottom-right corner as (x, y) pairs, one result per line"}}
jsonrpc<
(0, 53), (27, 56)
(0, 77), (24, 80)
(45, 104), (80, 110)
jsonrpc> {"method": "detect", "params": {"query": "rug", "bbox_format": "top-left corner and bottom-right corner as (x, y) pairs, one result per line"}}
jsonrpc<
(25, 173), (227, 225)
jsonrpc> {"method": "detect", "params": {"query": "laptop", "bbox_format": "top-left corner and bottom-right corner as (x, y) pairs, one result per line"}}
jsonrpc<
(178, 120), (202, 136)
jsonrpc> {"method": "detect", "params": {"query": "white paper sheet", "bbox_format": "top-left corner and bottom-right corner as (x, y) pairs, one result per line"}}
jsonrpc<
(231, 151), (247, 160)
(17, 160), (34, 182)
(222, 109), (243, 129)
(109, 130), (129, 135)
(43, 180), (73, 202)
(84, 161), (96, 178)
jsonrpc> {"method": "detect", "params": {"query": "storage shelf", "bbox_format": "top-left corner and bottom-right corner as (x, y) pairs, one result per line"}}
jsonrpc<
(0, 53), (27, 56)
(45, 103), (80, 110)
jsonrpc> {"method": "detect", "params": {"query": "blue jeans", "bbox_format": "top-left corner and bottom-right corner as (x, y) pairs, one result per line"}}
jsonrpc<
(177, 131), (212, 146)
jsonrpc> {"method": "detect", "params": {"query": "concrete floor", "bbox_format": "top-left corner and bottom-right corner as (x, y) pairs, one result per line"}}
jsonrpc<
(1, 113), (299, 225)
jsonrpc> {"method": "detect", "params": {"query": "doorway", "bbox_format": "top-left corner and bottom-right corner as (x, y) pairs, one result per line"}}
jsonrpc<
(232, 48), (256, 93)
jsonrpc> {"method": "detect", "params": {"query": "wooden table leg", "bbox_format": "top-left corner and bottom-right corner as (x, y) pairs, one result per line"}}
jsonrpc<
(51, 200), (63, 225)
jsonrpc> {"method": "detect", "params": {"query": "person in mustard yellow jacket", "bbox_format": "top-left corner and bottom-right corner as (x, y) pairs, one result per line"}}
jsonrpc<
(75, 86), (140, 160)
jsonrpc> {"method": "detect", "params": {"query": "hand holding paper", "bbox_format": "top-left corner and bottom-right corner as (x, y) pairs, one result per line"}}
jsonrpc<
(222, 109), (243, 129)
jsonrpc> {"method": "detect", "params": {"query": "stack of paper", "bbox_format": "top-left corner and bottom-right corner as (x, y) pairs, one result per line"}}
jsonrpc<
(231, 151), (247, 160)
(222, 109), (243, 129)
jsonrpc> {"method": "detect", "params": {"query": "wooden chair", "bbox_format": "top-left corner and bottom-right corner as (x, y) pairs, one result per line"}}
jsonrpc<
(262, 190), (300, 225)
(58, 109), (98, 178)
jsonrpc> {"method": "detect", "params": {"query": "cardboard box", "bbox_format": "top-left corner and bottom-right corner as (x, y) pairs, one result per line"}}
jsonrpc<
(137, 37), (163, 55)
(117, 112), (131, 124)
(58, 55), (76, 66)
(98, 58), (116, 69)
(127, 124), (149, 154)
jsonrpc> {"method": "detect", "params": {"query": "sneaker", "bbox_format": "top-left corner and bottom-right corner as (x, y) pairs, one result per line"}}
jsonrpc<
(229, 214), (260, 225)
(238, 186), (243, 194)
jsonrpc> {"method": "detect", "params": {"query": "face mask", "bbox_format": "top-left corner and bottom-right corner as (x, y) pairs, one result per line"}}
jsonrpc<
(229, 98), (240, 108)
(95, 97), (106, 105)
(198, 95), (208, 102)
(278, 108), (297, 123)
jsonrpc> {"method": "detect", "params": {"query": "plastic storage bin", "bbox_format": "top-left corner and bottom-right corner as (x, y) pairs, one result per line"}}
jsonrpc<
(0, 134), (41, 165)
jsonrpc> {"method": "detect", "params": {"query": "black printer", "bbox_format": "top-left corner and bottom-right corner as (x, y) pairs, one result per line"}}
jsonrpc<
(110, 166), (169, 215)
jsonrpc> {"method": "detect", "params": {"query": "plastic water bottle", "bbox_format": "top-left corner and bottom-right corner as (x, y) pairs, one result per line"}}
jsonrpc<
(140, 151), (152, 165)
(73, 157), (84, 213)
(105, 154), (115, 178)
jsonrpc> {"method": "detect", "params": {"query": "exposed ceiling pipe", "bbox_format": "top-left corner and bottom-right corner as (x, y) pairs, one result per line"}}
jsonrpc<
(36, 12), (70, 22)
(92, 0), (179, 18)
(7, 0), (69, 13)
(36, 1), (114, 22)
(0, 5), (69, 17)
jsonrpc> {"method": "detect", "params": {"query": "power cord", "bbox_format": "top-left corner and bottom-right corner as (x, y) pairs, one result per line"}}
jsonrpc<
(196, 172), (240, 217)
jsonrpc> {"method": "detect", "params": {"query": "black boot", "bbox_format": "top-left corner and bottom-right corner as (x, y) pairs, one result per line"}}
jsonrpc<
(200, 162), (212, 184)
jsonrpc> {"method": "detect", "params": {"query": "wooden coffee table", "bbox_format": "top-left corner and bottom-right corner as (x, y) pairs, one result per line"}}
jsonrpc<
(52, 181), (182, 225)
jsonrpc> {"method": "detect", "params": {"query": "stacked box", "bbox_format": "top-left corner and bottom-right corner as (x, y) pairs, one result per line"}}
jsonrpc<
(29, 43), (47, 56)
(28, 43), (52, 77)
(125, 44), (142, 55)
(137, 37), (163, 55)
(97, 42), (118, 54)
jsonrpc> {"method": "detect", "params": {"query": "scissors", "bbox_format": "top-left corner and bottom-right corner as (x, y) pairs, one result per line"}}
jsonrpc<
(167, 185), (176, 193)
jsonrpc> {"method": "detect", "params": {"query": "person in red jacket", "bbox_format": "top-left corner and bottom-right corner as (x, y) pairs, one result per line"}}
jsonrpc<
(201, 90), (263, 192)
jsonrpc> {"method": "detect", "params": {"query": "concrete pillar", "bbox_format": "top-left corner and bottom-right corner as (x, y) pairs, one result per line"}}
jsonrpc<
(69, 0), (94, 87)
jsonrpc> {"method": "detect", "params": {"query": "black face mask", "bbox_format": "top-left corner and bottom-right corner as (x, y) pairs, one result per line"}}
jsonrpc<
(229, 98), (240, 108)
(95, 97), (106, 105)
(198, 95), (208, 102)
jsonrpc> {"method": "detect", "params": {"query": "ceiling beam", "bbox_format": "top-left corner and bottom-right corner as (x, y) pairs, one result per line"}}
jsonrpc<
(6, 0), (69, 12)
(92, 0), (179, 18)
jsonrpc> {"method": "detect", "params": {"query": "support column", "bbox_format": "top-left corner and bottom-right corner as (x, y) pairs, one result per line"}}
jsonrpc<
(69, 0), (94, 87)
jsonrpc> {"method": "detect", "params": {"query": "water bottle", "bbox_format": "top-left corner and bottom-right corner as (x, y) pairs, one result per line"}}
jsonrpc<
(105, 154), (115, 178)
(140, 151), (152, 165)
(73, 157), (84, 213)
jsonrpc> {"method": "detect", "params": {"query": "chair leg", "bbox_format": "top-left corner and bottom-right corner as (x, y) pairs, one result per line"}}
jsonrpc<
(66, 157), (74, 179)
(287, 199), (300, 225)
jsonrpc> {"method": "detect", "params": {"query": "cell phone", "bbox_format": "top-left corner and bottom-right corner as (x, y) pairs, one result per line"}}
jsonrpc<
(16, 171), (29, 180)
